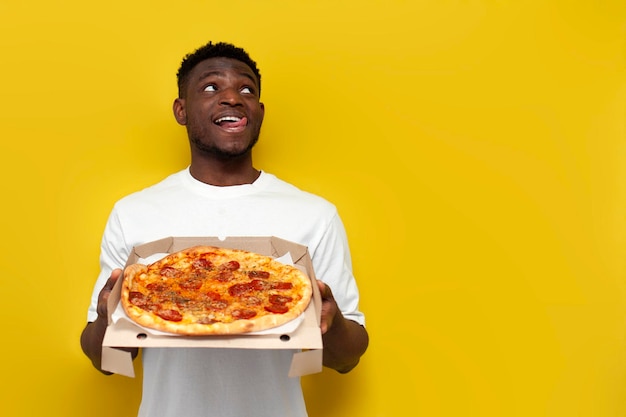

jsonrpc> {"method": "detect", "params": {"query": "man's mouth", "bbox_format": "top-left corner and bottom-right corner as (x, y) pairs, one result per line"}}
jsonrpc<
(214, 116), (248, 130)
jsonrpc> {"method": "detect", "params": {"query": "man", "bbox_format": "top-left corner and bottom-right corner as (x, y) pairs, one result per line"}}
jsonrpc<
(80, 41), (369, 417)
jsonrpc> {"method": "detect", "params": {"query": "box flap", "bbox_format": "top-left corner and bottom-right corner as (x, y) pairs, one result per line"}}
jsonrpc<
(101, 347), (135, 377)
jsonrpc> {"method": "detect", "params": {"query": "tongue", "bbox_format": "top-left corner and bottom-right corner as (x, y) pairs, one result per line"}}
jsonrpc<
(221, 117), (247, 128)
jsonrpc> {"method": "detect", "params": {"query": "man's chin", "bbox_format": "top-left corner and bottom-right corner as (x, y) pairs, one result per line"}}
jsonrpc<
(213, 149), (252, 159)
(192, 139), (258, 160)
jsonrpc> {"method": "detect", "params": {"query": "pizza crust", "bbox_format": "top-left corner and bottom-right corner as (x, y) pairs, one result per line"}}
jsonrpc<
(120, 246), (312, 335)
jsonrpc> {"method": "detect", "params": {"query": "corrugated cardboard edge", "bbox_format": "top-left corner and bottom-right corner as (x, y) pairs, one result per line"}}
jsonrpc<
(102, 236), (323, 378)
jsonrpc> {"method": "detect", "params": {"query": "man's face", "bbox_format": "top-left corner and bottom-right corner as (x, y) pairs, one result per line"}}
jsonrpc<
(174, 57), (265, 159)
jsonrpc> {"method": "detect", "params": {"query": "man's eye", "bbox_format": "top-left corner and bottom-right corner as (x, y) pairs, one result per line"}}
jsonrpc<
(241, 86), (253, 94)
(204, 85), (217, 92)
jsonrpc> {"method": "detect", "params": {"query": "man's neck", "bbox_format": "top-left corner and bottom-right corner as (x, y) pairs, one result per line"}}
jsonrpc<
(189, 161), (260, 187)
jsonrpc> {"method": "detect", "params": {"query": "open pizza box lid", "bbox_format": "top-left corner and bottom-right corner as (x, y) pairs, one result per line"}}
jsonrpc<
(101, 236), (323, 378)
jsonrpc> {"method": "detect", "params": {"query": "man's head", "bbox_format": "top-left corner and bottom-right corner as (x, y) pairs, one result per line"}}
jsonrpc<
(176, 42), (261, 99)
(173, 42), (265, 163)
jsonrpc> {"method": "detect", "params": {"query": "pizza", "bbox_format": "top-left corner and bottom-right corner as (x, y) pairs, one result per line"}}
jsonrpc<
(120, 245), (313, 335)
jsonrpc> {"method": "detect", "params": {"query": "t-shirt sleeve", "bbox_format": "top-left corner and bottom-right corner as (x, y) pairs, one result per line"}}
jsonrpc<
(86, 207), (132, 322)
(309, 212), (365, 326)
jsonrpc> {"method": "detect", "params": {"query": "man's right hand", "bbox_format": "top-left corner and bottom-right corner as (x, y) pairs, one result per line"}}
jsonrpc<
(81, 268), (138, 374)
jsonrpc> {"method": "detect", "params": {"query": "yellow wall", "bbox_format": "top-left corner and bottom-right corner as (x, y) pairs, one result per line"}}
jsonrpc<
(1, 1), (625, 416)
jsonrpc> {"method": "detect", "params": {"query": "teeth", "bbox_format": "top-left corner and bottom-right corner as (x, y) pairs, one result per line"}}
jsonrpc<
(215, 116), (241, 124)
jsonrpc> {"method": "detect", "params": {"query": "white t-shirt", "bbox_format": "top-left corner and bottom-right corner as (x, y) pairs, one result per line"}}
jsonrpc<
(87, 168), (365, 417)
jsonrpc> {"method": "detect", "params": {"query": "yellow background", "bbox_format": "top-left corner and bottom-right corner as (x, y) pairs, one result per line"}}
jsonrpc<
(1, 1), (625, 416)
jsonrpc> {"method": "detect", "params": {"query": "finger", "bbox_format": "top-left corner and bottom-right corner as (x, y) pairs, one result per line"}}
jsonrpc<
(105, 269), (123, 289)
(102, 269), (123, 299)
(97, 269), (123, 317)
(316, 280), (334, 300)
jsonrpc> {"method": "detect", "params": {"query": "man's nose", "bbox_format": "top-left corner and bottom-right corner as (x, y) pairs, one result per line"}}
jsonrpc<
(219, 88), (242, 105)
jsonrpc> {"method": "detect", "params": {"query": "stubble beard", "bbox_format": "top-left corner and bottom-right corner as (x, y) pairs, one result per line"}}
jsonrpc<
(189, 130), (260, 160)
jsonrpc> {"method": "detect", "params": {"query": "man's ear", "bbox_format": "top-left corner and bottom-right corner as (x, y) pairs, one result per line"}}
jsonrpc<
(173, 98), (187, 125)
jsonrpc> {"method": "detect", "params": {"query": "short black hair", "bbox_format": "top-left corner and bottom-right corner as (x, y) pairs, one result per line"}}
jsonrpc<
(176, 41), (261, 98)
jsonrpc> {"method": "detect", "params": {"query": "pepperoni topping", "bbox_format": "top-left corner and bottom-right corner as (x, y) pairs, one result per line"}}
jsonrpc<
(219, 260), (240, 271)
(156, 309), (183, 322)
(269, 294), (293, 305)
(228, 279), (270, 296)
(231, 309), (257, 319)
(146, 282), (166, 292)
(250, 279), (268, 290)
(206, 291), (222, 301)
(228, 282), (254, 296)
(271, 282), (293, 290)
(264, 304), (289, 314)
(129, 291), (148, 307)
(248, 270), (270, 279)
(160, 266), (182, 278)
(192, 258), (213, 270)
(264, 293), (292, 314)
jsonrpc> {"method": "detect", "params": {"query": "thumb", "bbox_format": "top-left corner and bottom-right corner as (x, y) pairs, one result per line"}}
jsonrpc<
(317, 280), (334, 300)
(97, 269), (123, 317)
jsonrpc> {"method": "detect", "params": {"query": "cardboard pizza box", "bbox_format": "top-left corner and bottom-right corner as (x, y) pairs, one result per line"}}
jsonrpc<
(101, 236), (323, 377)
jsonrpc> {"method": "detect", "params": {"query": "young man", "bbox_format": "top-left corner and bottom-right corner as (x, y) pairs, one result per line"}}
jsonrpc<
(80, 41), (368, 417)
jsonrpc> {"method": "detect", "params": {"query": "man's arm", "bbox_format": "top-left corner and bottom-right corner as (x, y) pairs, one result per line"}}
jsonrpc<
(80, 269), (139, 374)
(317, 281), (369, 373)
